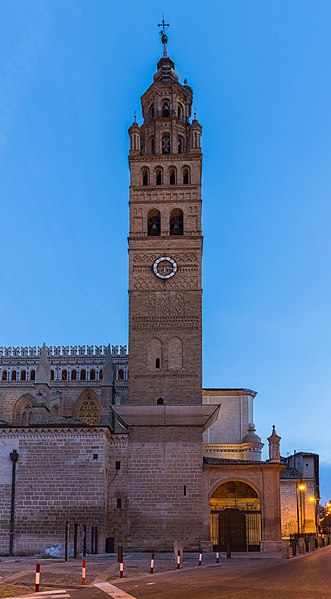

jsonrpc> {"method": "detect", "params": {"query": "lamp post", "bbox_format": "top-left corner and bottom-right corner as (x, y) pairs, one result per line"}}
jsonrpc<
(296, 482), (306, 537)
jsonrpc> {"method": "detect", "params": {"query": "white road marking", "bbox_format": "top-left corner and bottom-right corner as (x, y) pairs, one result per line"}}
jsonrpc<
(94, 582), (137, 598)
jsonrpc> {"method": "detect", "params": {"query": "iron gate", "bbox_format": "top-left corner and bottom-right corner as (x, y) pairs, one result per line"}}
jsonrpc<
(211, 508), (262, 552)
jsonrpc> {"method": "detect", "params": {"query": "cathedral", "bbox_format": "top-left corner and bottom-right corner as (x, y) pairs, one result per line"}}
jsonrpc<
(0, 29), (306, 556)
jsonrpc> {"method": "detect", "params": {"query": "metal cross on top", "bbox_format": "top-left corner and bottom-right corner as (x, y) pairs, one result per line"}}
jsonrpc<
(158, 17), (170, 36)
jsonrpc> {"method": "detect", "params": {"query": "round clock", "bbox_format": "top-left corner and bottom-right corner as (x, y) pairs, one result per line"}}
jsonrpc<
(152, 256), (178, 279)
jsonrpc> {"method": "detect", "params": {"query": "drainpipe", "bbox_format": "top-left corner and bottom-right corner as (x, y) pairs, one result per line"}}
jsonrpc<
(9, 449), (19, 556)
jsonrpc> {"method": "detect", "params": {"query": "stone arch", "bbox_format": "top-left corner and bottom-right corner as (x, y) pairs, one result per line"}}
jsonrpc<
(147, 337), (162, 370)
(13, 394), (35, 426)
(168, 337), (183, 369)
(75, 390), (101, 425)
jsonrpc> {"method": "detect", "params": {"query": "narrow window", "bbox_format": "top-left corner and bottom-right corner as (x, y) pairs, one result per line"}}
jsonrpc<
(2, 370), (7, 381)
(155, 357), (160, 369)
(71, 369), (77, 381)
(162, 101), (170, 117)
(62, 369), (67, 381)
(178, 137), (183, 154)
(115, 461), (121, 470)
(162, 134), (170, 154)
(93, 453), (98, 460)
(142, 168), (149, 186)
(178, 104), (183, 120)
(170, 209), (184, 236)
(183, 167), (190, 184)
(117, 498), (122, 509)
(151, 137), (155, 154)
(99, 369), (103, 380)
(30, 369), (36, 381)
(81, 369), (86, 381)
(118, 369), (124, 381)
(21, 369), (26, 381)
(157, 397), (164, 405)
(156, 168), (162, 185)
(11, 370), (17, 381)
(148, 209), (161, 236)
(90, 369), (96, 381)
(169, 168), (176, 185)
(149, 103), (154, 118)
(50, 370), (55, 381)
(184, 485), (187, 496)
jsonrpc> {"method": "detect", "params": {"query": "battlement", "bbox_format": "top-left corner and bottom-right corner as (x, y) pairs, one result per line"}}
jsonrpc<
(0, 344), (128, 358)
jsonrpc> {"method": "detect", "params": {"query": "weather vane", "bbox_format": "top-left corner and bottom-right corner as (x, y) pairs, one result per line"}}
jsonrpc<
(158, 16), (170, 55)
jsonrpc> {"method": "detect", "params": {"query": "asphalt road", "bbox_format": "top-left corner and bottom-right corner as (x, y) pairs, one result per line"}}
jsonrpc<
(110, 547), (331, 599)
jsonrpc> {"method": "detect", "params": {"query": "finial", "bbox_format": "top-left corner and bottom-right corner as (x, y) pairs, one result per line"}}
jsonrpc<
(158, 16), (170, 56)
(133, 110), (137, 123)
(184, 78), (188, 85)
(194, 105), (197, 120)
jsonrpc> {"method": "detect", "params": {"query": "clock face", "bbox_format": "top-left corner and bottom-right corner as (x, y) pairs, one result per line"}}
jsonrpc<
(153, 256), (178, 279)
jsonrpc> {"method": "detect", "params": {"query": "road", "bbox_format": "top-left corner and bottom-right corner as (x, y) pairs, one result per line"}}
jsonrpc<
(110, 547), (331, 599)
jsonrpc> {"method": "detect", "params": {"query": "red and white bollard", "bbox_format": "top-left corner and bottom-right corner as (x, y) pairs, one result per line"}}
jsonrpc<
(119, 557), (124, 578)
(81, 559), (86, 585)
(198, 551), (203, 566)
(216, 551), (219, 564)
(35, 563), (41, 592)
(176, 550), (181, 569)
(150, 553), (155, 574)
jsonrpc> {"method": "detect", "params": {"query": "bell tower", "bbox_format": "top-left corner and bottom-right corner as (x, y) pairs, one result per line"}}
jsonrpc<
(128, 27), (203, 406)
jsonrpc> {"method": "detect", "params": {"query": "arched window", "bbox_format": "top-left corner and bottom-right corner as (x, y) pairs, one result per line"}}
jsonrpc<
(162, 134), (170, 154)
(178, 137), (184, 154)
(99, 369), (103, 380)
(150, 137), (155, 154)
(11, 370), (17, 381)
(80, 369), (86, 381)
(170, 208), (184, 235)
(147, 337), (162, 370)
(90, 369), (96, 381)
(178, 103), (183, 120)
(62, 369), (67, 381)
(148, 209), (161, 236)
(142, 167), (149, 186)
(157, 397), (164, 405)
(21, 369), (27, 381)
(30, 370), (35, 381)
(2, 370), (7, 381)
(71, 369), (77, 381)
(169, 167), (177, 185)
(155, 168), (162, 185)
(155, 358), (160, 369)
(162, 100), (170, 117)
(118, 369), (124, 381)
(149, 103), (154, 119)
(183, 167), (190, 184)
(50, 369), (55, 381)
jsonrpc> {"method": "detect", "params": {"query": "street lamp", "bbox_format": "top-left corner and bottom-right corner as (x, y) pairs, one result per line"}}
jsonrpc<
(296, 482), (306, 537)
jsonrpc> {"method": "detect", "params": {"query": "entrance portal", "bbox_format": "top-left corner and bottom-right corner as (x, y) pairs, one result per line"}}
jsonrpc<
(210, 481), (261, 552)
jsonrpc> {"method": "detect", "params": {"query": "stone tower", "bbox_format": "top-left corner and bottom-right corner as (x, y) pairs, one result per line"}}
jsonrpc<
(128, 29), (203, 406)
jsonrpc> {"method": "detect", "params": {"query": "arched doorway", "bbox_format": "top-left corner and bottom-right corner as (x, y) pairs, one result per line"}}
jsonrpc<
(210, 480), (261, 552)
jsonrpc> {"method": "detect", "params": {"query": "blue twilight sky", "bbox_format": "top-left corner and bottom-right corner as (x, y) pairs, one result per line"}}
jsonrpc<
(0, 1), (330, 501)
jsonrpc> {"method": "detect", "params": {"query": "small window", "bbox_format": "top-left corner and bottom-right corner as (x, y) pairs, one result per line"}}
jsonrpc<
(90, 369), (96, 381)
(149, 103), (154, 118)
(118, 369), (124, 381)
(81, 369), (86, 381)
(11, 370), (17, 381)
(183, 167), (190, 185)
(2, 370), (7, 381)
(178, 104), (183, 120)
(169, 167), (176, 185)
(93, 453), (98, 460)
(162, 101), (170, 117)
(151, 137), (155, 154)
(99, 369), (103, 380)
(184, 485), (187, 496)
(21, 370), (26, 381)
(30, 369), (35, 381)
(50, 370), (55, 381)
(156, 168), (162, 185)
(117, 498), (122, 509)
(142, 168), (149, 186)
(170, 209), (184, 236)
(71, 369), (77, 381)
(178, 137), (183, 154)
(157, 397), (164, 405)
(115, 461), (121, 470)
(155, 358), (160, 369)
(62, 369), (67, 381)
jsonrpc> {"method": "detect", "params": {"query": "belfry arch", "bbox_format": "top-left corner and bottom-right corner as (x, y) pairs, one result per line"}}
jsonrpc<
(210, 480), (262, 552)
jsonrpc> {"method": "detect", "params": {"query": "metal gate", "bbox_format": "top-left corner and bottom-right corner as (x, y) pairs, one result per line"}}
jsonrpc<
(211, 508), (261, 552)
